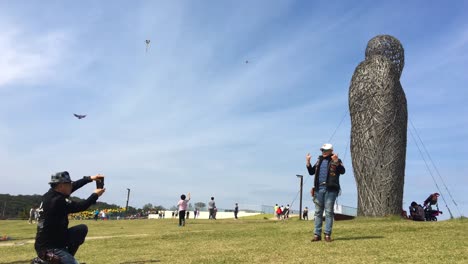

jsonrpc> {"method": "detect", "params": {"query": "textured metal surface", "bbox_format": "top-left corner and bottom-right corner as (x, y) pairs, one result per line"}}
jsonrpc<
(365, 35), (405, 78)
(349, 35), (408, 216)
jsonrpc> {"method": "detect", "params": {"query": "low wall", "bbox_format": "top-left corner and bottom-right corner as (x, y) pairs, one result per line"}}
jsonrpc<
(148, 211), (260, 220)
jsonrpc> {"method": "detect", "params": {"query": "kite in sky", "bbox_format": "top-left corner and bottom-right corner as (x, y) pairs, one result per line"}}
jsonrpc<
(73, 114), (86, 119)
(145, 40), (151, 52)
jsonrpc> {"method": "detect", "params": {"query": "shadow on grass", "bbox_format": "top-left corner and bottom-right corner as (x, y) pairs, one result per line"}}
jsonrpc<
(120, 260), (160, 263)
(0, 259), (162, 264)
(0, 258), (161, 264)
(333, 235), (384, 241)
(1, 260), (34, 264)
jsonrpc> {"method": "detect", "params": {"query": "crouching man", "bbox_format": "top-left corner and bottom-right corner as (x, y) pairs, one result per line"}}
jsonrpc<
(409, 201), (425, 221)
(33, 171), (105, 264)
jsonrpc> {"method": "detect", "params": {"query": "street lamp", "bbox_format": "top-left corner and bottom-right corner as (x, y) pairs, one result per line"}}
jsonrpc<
(125, 188), (131, 216)
(296, 175), (303, 220)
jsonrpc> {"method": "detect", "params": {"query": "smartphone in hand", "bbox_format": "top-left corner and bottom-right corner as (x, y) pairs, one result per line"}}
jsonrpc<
(96, 178), (104, 189)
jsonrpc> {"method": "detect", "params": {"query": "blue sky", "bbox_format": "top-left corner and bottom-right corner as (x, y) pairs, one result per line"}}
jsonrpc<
(0, 1), (467, 220)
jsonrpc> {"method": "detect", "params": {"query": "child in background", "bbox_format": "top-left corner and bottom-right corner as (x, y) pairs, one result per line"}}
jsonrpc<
(177, 192), (191, 227)
(276, 206), (282, 220)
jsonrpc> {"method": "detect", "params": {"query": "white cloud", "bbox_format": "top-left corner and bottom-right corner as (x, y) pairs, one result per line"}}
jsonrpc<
(0, 23), (72, 87)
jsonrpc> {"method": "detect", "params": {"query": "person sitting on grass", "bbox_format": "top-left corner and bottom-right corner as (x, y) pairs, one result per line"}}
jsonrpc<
(409, 202), (425, 221)
(423, 193), (440, 215)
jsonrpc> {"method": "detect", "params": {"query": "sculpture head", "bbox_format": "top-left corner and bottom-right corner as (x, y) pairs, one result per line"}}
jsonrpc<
(365, 35), (404, 78)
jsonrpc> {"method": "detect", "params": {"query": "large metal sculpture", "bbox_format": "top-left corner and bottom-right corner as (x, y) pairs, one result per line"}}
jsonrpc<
(348, 35), (408, 216)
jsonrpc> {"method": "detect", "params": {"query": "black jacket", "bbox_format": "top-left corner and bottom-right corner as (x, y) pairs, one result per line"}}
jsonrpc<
(35, 176), (98, 252)
(307, 155), (345, 191)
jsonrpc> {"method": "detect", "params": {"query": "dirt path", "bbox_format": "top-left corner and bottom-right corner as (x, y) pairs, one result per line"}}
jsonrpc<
(0, 234), (149, 247)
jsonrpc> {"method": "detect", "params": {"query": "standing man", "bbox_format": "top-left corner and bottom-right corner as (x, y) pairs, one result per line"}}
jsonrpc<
(285, 204), (290, 219)
(303, 207), (309, 221)
(306, 143), (345, 242)
(208, 197), (216, 220)
(177, 193), (190, 227)
(29, 207), (36, 224)
(93, 209), (99, 221)
(234, 203), (239, 220)
(33, 171), (105, 264)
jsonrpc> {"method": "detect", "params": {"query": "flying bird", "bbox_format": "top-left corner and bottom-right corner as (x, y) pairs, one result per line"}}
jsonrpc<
(245, 60), (249, 64)
(73, 114), (86, 119)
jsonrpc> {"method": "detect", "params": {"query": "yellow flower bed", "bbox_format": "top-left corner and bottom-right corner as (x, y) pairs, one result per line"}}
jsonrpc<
(69, 208), (126, 219)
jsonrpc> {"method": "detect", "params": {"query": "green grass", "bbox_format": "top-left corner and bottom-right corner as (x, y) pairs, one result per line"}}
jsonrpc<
(1, 216), (467, 264)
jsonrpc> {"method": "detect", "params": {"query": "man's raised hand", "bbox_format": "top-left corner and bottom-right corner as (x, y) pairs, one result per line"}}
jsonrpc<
(94, 188), (106, 197)
(91, 174), (104, 181)
(332, 153), (339, 161)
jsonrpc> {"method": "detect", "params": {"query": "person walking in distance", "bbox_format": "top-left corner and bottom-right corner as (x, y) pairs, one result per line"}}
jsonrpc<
(234, 203), (239, 220)
(303, 207), (309, 221)
(29, 207), (36, 224)
(208, 197), (216, 220)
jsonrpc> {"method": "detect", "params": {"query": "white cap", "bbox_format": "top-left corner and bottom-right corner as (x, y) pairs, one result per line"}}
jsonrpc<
(320, 143), (333, 151)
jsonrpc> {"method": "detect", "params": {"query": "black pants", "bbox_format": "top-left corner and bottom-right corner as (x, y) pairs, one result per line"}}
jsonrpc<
(209, 209), (217, 219)
(234, 211), (238, 219)
(66, 224), (88, 256)
(179, 210), (186, 226)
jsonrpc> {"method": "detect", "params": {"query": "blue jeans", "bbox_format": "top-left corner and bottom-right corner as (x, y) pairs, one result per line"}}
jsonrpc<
(52, 248), (80, 264)
(36, 225), (87, 264)
(313, 186), (338, 236)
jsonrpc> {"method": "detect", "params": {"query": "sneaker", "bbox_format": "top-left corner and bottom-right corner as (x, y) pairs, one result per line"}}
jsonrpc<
(311, 234), (321, 242)
(31, 257), (47, 264)
(325, 234), (332, 242)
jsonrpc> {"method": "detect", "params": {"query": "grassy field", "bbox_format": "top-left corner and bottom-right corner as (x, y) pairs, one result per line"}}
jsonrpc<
(1, 215), (467, 264)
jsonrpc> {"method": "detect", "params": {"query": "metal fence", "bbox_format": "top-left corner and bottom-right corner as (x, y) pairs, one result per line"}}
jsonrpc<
(262, 204), (357, 216)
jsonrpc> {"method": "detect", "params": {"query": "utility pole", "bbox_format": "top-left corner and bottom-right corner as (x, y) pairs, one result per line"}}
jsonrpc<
(296, 175), (303, 220)
(2, 201), (6, 217)
(126, 188), (131, 216)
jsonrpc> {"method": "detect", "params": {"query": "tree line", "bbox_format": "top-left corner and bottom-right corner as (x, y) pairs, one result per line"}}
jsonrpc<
(0, 194), (121, 219)
(0, 194), (211, 220)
